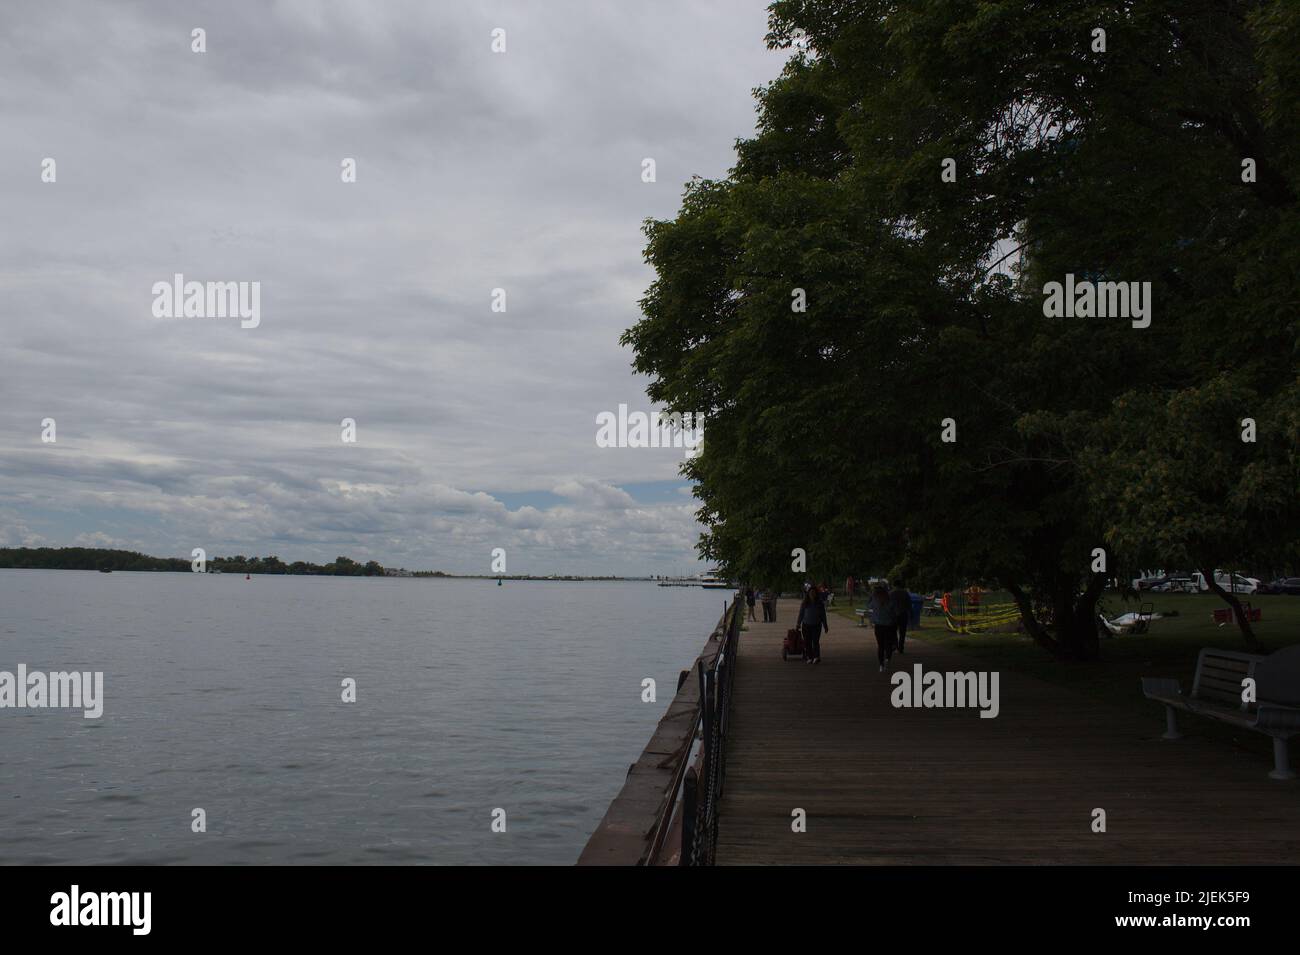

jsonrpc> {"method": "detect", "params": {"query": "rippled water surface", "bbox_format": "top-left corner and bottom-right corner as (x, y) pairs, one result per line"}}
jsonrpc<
(0, 570), (724, 864)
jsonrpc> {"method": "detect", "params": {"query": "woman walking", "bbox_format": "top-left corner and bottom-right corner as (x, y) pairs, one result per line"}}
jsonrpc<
(745, 586), (757, 622)
(797, 587), (829, 664)
(869, 583), (897, 672)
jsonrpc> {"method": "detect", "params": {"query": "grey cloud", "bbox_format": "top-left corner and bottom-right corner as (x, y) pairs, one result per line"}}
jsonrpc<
(0, 0), (784, 573)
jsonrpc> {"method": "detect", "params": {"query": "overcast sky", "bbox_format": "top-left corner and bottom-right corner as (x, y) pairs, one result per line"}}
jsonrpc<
(0, 1), (788, 574)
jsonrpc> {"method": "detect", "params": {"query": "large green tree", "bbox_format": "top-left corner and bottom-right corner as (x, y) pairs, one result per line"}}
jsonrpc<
(624, 0), (1300, 660)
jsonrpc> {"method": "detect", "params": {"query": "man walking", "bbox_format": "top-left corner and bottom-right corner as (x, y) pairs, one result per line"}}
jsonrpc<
(890, 579), (911, 654)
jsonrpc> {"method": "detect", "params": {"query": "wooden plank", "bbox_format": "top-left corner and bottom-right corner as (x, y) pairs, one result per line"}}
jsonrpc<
(714, 598), (1300, 865)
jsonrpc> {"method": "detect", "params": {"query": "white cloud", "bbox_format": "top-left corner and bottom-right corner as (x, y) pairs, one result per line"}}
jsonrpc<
(552, 478), (636, 509)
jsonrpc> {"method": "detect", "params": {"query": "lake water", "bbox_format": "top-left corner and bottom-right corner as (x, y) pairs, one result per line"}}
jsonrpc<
(0, 570), (727, 865)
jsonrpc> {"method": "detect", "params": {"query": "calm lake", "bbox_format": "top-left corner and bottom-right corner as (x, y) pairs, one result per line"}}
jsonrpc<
(0, 570), (726, 864)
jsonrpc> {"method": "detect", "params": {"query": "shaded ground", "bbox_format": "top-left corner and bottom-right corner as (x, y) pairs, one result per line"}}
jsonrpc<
(716, 598), (1299, 864)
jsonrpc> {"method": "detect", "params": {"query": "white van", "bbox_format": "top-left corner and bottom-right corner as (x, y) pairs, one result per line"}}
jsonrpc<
(1189, 571), (1259, 594)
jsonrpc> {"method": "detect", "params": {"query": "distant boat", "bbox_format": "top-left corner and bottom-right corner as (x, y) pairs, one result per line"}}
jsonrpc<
(98, 568), (112, 573)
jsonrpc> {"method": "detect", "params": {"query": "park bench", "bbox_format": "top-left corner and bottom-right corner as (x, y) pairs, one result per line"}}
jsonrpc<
(1141, 645), (1300, 780)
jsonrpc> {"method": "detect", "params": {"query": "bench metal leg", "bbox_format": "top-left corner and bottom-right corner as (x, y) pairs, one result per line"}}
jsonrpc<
(1269, 738), (1295, 781)
(1162, 707), (1182, 741)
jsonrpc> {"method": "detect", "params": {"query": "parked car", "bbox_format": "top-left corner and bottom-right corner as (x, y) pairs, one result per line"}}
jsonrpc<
(1189, 571), (1260, 594)
(1131, 571), (1169, 591)
(1152, 575), (1197, 593)
(1258, 577), (1300, 596)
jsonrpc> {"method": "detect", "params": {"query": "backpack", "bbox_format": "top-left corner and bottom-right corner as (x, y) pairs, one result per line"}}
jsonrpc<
(873, 595), (896, 626)
(890, 589), (911, 624)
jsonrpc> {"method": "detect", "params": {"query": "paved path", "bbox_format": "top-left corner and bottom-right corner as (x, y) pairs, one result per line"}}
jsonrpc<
(717, 598), (1299, 863)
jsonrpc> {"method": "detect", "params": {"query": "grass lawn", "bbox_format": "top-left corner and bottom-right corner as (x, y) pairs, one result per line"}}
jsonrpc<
(833, 592), (1300, 763)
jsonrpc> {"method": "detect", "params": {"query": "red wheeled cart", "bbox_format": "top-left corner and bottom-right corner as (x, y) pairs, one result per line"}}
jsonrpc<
(782, 627), (805, 661)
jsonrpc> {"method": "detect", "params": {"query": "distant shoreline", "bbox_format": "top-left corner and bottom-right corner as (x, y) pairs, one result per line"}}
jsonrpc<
(0, 547), (672, 581)
(0, 567), (650, 581)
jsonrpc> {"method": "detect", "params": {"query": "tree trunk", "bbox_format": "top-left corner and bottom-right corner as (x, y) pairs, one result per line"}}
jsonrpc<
(1057, 588), (1102, 661)
(1004, 579), (1057, 655)
(1199, 566), (1259, 650)
(1005, 574), (1102, 661)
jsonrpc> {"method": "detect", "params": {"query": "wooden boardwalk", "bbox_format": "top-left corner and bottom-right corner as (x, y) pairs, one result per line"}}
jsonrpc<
(717, 598), (1300, 864)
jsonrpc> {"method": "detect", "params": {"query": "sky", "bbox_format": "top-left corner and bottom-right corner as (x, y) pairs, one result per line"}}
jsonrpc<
(0, 0), (790, 575)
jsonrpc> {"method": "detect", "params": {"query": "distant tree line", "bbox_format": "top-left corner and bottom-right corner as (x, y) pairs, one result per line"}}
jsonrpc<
(208, 554), (385, 576)
(0, 547), (386, 576)
(0, 547), (188, 572)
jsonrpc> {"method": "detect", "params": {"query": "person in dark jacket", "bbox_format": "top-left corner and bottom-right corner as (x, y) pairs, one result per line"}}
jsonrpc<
(797, 587), (829, 664)
(890, 580), (911, 653)
(745, 586), (757, 621)
(869, 583), (896, 671)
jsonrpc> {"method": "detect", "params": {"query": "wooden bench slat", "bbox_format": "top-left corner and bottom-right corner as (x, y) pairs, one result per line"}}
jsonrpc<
(1196, 678), (1247, 697)
(1201, 666), (1251, 682)
(1201, 679), (1248, 692)
(1202, 655), (1252, 667)
(1202, 664), (1251, 680)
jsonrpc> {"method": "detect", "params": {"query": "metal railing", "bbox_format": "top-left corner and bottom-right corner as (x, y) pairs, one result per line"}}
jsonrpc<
(577, 594), (744, 866)
(679, 596), (742, 865)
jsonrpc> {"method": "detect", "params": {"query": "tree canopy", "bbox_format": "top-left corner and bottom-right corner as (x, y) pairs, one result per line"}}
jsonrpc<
(623, 0), (1300, 659)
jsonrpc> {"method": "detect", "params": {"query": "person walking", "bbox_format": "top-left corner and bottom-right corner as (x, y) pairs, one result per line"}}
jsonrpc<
(869, 583), (897, 672)
(797, 587), (829, 664)
(745, 586), (757, 622)
(890, 579), (911, 654)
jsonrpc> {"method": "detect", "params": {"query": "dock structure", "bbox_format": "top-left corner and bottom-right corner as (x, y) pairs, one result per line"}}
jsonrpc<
(581, 597), (1300, 865)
